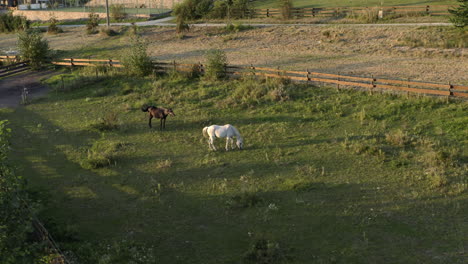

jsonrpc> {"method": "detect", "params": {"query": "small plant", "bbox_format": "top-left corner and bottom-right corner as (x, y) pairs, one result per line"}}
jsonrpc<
(47, 16), (62, 34)
(155, 159), (173, 169)
(243, 238), (292, 264)
(204, 49), (227, 80)
(86, 12), (99, 34)
(89, 112), (119, 131)
(110, 4), (127, 21)
(120, 36), (153, 77)
(17, 30), (50, 70)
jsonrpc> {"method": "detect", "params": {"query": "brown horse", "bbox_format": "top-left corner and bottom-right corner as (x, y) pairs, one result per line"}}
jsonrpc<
(141, 106), (175, 130)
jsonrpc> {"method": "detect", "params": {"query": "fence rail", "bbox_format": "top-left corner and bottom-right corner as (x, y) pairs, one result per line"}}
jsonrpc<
(50, 58), (468, 98)
(239, 5), (453, 18)
(0, 60), (30, 78)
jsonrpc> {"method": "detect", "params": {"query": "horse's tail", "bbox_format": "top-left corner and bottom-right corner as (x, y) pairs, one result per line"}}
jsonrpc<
(202, 126), (209, 138)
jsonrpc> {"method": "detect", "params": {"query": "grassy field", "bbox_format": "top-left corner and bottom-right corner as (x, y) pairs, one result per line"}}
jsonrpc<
(253, 0), (457, 9)
(0, 68), (466, 263)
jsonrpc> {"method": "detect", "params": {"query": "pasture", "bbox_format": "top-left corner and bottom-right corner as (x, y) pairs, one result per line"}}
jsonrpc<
(253, 0), (457, 9)
(0, 69), (466, 263)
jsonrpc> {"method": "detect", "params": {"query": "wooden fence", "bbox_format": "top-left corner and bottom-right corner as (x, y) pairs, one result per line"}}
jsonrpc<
(50, 58), (468, 98)
(237, 5), (453, 18)
(0, 60), (30, 78)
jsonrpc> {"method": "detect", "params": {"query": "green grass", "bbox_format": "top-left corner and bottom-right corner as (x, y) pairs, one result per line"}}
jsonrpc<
(0, 70), (467, 263)
(253, 0), (457, 8)
(26, 7), (170, 14)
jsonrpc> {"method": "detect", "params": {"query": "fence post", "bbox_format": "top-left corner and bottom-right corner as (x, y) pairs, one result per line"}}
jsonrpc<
(109, 59), (113, 67)
(370, 75), (375, 95)
(448, 81), (453, 100)
(337, 72), (340, 91)
(306, 69), (311, 82)
(426, 5), (430, 15)
(266, 8), (269, 17)
(70, 58), (74, 67)
(173, 60), (176, 71)
(312, 8), (315, 17)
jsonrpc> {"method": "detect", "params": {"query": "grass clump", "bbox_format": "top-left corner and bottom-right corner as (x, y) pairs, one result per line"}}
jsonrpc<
(385, 129), (411, 147)
(347, 7), (379, 23)
(89, 112), (120, 131)
(243, 239), (292, 264)
(47, 16), (63, 34)
(80, 140), (123, 169)
(110, 4), (127, 21)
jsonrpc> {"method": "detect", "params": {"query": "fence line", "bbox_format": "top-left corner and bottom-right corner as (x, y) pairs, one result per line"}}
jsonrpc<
(16, 57), (466, 98)
(238, 5), (453, 18)
(0, 60), (30, 78)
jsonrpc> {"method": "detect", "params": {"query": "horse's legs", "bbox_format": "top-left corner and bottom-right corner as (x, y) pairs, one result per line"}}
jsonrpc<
(231, 138), (235, 150)
(160, 118), (163, 131)
(148, 116), (152, 128)
(210, 136), (217, 151)
(225, 138), (230, 151)
(163, 117), (166, 129)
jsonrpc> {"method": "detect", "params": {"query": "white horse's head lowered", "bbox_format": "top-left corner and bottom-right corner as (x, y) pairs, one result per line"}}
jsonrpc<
(204, 124), (244, 151)
(236, 137), (243, 150)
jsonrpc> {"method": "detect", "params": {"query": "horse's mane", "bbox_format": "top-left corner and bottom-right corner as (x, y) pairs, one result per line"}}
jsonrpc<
(141, 105), (156, 112)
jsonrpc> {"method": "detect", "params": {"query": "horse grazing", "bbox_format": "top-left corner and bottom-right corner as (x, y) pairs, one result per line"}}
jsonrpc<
(202, 124), (244, 151)
(141, 106), (175, 130)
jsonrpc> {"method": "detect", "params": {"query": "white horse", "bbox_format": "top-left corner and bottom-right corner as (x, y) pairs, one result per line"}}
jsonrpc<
(202, 124), (244, 151)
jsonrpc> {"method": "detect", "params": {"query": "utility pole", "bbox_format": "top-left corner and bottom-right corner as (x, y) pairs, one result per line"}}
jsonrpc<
(105, 0), (110, 28)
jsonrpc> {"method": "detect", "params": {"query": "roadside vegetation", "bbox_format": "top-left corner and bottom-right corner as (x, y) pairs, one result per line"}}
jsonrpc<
(0, 62), (466, 263)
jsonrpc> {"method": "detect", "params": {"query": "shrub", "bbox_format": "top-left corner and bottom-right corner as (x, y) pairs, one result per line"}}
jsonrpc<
(204, 49), (227, 80)
(449, 0), (468, 28)
(110, 4), (127, 21)
(17, 30), (50, 70)
(86, 12), (99, 34)
(280, 0), (293, 20)
(209, 0), (228, 19)
(120, 36), (153, 77)
(47, 16), (62, 34)
(0, 13), (29, 33)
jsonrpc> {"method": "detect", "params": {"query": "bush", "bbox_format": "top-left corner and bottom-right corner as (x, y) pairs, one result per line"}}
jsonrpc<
(17, 30), (50, 70)
(110, 4), (127, 21)
(449, 0), (468, 28)
(0, 13), (30, 33)
(47, 16), (62, 34)
(86, 12), (99, 34)
(120, 36), (153, 77)
(100, 28), (119, 36)
(204, 49), (227, 80)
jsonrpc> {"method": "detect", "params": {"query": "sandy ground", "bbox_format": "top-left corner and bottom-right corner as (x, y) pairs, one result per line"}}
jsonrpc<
(0, 24), (466, 85)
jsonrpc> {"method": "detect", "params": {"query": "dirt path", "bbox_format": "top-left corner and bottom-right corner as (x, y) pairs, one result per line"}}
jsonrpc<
(0, 70), (56, 108)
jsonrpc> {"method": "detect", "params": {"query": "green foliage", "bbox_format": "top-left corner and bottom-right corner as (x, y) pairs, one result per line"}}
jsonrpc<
(80, 140), (123, 169)
(0, 120), (44, 263)
(173, 0), (212, 20)
(279, 0), (293, 19)
(204, 49), (227, 80)
(120, 36), (153, 77)
(0, 12), (29, 33)
(86, 12), (99, 34)
(449, 0), (468, 28)
(110, 4), (127, 21)
(17, 30), (50, 70)
(243, 239), (292, 264)
(225, 22), (253, 33)
(401, 27), (468, 48)
(89, 112), (120, 131)
(47, 16), (62, 34)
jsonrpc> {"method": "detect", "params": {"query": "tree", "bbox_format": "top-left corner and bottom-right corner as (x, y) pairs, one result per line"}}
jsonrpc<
(449, 0), (468, 28)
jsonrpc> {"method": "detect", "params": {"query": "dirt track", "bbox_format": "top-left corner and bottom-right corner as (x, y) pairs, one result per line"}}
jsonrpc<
(0, 71), (55, 108)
